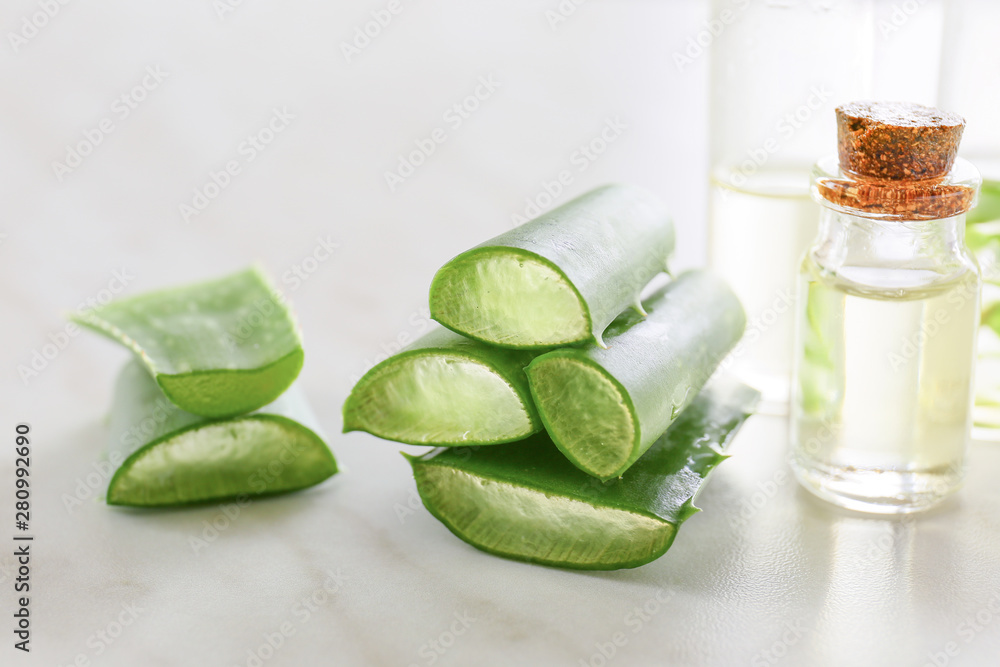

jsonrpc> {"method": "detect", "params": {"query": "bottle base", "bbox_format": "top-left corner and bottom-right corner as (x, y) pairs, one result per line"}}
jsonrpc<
(789, 457), (962, 515)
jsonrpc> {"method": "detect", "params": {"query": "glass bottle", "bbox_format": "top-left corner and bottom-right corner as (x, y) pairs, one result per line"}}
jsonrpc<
(707, 0), (874, 412)
(938, 0), (1000, 436)
(790, 101), (982, 514)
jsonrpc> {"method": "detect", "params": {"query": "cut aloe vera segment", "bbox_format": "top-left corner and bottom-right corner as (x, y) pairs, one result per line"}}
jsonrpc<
(72, 267), (303, 418)
(526, 270), (745, 480)
(429, 184), (674, 348)
(106, 360), (336, 507)
(408, 379), (760, 570)
(343, 327), (542, 446)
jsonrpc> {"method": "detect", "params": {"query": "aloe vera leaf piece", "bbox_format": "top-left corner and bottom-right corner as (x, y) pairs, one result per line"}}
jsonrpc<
(408, 379), (759, 570)
(106, 360), (336, 507)
(799, 275), (845, 416)
(429, 184), (674, 349)
(343, 327), (542, 446)
(983, 301), (1000, 338)
(524, 270), (745, 480)
(71, 267), (303, 418)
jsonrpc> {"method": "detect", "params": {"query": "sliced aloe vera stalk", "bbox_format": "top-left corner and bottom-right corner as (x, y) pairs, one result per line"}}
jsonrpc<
(343, 327), (542, 446)
(429, 184), (674, 349)
(408, 379), (759, 570)
(72, 267), (303, 418)
(525, 270), (745, 480)
(106, 360), (336, 507)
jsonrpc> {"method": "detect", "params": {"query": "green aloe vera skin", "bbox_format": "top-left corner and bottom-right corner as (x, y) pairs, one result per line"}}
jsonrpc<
(72, 267), (303, 419)
(526, 270), (746, 481)
(106, 360), (337, 507)
(343, 327), (542, 446)
(429, 184), (674, 349)
(408, 379), (759, 570)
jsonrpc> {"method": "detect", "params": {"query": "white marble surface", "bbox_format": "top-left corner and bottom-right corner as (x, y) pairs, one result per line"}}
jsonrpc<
(3, 2), (1000, 666)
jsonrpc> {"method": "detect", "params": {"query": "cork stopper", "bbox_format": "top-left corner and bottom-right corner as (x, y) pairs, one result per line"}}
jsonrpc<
(836, 101), (964, 181)
(814, 101), (979, 220)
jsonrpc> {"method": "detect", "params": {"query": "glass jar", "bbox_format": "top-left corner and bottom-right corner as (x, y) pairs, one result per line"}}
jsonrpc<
(939, 0), (1000, 435)
(707, 0), (874, 411)
(790, 102), (982, 514)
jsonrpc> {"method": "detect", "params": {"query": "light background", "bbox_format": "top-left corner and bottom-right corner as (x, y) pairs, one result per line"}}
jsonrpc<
(2, 1), (1000, 666)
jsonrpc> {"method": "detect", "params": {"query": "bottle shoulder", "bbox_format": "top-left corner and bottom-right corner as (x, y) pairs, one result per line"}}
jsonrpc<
(802, 246), (980, 301)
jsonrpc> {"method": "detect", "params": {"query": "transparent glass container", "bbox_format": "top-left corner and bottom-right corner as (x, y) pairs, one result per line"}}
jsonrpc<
(939, 0), (1000, 436)
(790, 155), (982, 514)
(707, 0), (874, 412)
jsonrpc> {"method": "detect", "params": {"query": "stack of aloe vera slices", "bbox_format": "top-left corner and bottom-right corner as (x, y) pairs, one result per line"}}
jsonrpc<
(74, 267), (337, 507)
(344, 184), (759, 570)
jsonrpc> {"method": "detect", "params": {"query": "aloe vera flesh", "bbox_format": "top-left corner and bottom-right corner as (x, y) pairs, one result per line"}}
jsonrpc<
(526, 270), (746, 480)
(72, 267), (303, 419)
(409, 379), (760, 570)
(343, 327), (542, 446)
(106, 360), (336, 507)
(429, 184), (674, 348)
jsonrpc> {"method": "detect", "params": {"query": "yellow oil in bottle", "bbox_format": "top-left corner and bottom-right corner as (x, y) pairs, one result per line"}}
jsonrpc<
(708, 167), (818, 410)
(791, 258), (980, 513)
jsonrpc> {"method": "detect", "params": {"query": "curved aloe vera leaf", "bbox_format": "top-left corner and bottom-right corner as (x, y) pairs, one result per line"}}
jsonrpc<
(343, 327), (542, 446)
(525, 270), (745, 480)
(429, 184), (674, 349)
(408, 379), (759, 570)
(71, 267), (303, 418)
(106, 360), (337, 507)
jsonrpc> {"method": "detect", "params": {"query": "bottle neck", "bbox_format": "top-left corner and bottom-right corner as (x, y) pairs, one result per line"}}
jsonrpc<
(809, 205), (976, 292)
